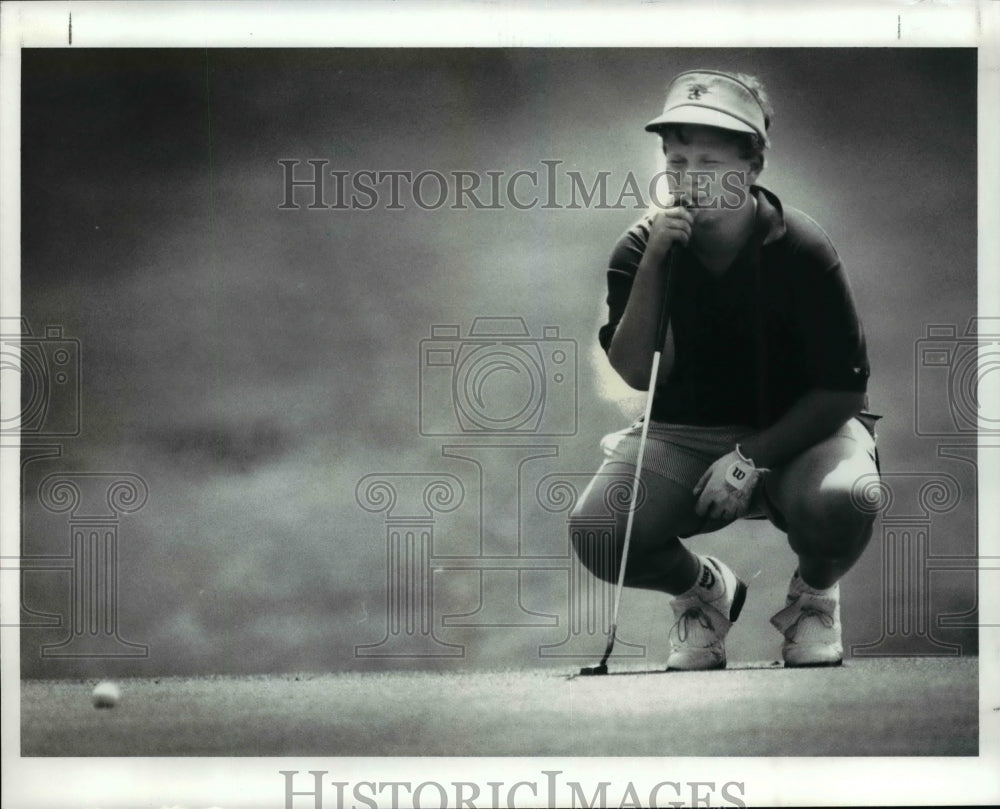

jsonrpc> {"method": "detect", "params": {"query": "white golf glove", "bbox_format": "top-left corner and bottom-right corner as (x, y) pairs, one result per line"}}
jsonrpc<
(693, 445), (766, 523)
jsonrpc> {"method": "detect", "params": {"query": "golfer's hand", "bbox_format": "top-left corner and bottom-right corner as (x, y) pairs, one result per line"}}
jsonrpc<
(693, 449), (763, 523)
(642, 194), (694, 257)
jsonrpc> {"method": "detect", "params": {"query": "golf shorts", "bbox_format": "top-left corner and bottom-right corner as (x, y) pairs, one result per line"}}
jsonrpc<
(599, 421), (756, 489)
(598, 417), (879, 529)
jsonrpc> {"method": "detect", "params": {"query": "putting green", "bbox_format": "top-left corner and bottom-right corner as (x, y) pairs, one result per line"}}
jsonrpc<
(21, 657), (977, 757)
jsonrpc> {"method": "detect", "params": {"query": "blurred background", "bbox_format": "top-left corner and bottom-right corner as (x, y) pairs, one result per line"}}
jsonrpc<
(15, 47), (978, 678)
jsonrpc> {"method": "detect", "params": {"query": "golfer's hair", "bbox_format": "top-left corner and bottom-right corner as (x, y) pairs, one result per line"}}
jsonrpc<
(660, 72), (773, 171)
(732, 72), (773, 134)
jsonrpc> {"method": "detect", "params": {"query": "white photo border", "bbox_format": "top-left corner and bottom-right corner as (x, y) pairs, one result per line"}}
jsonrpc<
(2, 1), (997, 807)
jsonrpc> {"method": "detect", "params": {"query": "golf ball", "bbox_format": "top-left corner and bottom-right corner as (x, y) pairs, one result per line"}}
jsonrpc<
(91, 680), (120, 709)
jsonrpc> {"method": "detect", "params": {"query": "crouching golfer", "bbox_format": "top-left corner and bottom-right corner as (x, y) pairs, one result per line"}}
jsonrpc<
(570, 70), (880, 669)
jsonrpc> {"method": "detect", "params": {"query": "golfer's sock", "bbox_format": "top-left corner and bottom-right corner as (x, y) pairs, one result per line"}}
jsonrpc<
(691, 556), (726, 602)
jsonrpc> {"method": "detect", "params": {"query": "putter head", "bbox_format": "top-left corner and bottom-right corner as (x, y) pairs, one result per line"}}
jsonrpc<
(578, 663), (608, 676)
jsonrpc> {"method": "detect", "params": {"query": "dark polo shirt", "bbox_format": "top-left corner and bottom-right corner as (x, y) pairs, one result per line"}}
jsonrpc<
(599, 186), (870, 428)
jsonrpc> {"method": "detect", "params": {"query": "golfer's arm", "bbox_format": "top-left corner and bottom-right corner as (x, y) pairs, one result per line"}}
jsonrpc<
(737, 388), (866, 469)
(607, 246), (673, 389)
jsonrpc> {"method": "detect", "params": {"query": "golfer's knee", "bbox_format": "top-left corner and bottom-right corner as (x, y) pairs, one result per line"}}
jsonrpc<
(785, 481), (874, 557)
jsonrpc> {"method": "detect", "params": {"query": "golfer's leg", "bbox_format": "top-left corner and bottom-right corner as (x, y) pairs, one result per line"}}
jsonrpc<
(765, 421), (878, 589)
(569, 461), (711, 594)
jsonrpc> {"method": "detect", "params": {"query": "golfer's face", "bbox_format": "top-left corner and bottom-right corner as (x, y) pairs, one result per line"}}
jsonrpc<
(661, 127), (757, 210)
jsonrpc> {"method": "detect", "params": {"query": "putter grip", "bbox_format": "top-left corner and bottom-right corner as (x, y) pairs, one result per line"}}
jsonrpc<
(655, 246), (680, 351)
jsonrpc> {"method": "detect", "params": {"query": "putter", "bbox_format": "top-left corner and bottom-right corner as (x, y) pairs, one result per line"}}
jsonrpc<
(579, 237), (681, 677)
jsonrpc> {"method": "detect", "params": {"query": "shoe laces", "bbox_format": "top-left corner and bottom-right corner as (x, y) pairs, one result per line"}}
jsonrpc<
(795, 604), (835, 629)
(770, 592), (837, 636)
(672, 605), (713, 643)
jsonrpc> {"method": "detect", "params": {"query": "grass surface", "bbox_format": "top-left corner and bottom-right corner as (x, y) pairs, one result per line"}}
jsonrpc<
(21, 657), (977, 757)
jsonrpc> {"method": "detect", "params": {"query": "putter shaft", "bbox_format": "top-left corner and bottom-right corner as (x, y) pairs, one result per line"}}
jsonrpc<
(582, 245), (679, 675)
